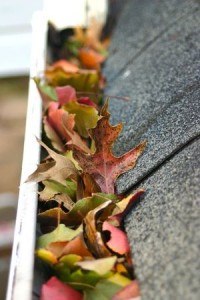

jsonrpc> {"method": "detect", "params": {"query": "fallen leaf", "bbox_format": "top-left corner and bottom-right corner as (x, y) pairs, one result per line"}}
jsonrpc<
(79, 48), (105, 70)
(38, 193), (117, 226)
(48, 59), (79, 73)
(63, 100), (99, 138)
(112, 280), (140, 300)
(36, 248), (57, 264)
(61, 234), (92, 257)
(102, 221), (130, 255)
(37, 224), (82, 249)
(45, 68), (100, 95)
(59, 254), (82, 269)
(108, 273), (131, 287)
(77, 173), (101, 199)
(34, 78), (57, 109)
(83, 201), (116, 258)
(62, 114), (91, 154)
(83, 279), (122, 300)
(47, 101), (75, 141)
(56, 85), (76, 106)
(76, 256), (117, 276)
(39, 179), (77, 202)
(41, 276), (83, 300)
(43, 116), (65, 152)
(73, 101), (147, 193)
(110, 189), (145, 224)
(26, 139), (78, 184)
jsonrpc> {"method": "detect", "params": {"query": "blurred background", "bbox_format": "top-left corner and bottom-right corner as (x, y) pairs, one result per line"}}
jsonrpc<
(0, 0), (42, 298)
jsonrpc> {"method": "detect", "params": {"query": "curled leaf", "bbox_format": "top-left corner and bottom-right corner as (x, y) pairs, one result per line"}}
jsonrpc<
(83, 201), (116, 258)
(102, 221), (130, 255)
(26, 139), (78, 184)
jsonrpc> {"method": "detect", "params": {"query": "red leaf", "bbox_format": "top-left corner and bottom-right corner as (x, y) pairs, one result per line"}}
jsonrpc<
(112, 280), (140, 300)
(102, 221), (130, 255)
(78, 96), (97, 108)
(41, 276), (83, 300)
(56, 86), (76, 106)
(73, 101), (147, 193)
(48, 102), (75, 141)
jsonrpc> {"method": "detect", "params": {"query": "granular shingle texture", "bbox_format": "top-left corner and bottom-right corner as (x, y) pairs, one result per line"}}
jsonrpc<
(126, 139), (200, 300)
(103, 0), (200, 299)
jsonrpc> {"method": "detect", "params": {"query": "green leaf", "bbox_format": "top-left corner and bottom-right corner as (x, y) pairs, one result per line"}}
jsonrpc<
(59, 254), (82, 269)
(76, 256), (117, 276)
(64, 101), (99, 138)
(40, 179), (77, 201)
(37, 224), (82, 249)
(38, 193), (116, 226)
(45, 69), (100, 95)
(83, 279), (122, 300)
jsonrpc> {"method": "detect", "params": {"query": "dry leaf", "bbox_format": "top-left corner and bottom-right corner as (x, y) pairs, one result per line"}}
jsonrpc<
(27, 139), (78, 184)
(73, 102), (147, 193)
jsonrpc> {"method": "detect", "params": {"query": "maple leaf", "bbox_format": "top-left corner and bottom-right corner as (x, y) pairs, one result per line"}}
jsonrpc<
(73, 102), (147, 193)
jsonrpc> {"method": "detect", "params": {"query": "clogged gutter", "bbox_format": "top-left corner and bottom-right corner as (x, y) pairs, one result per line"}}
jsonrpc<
(28, 21), (146, 300)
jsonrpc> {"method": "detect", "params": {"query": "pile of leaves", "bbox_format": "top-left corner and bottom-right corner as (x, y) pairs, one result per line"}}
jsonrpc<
(28, 23), (146, 300)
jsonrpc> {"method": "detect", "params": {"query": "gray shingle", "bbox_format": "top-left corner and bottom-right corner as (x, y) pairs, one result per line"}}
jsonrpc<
(103, 0), (200, 299)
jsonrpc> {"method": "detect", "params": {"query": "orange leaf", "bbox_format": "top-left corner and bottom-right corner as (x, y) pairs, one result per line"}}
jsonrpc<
(79, 48), (105, 70)
(48, 59), (79, 73)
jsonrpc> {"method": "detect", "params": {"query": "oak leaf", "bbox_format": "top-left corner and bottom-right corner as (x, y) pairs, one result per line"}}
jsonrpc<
(73, 102), (147, 193)
(26, 139), (78, 184)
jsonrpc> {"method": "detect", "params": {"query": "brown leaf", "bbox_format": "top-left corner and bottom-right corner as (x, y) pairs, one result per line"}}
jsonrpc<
(26, 139), (78, 184)
(77, 173), (101, 200)
(109, 189), (145, 225)
(61, 234), (92, 257)
(54, 194), (75, 211)
(73, 101), (147, 193)
(83, 201), (116, 258)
